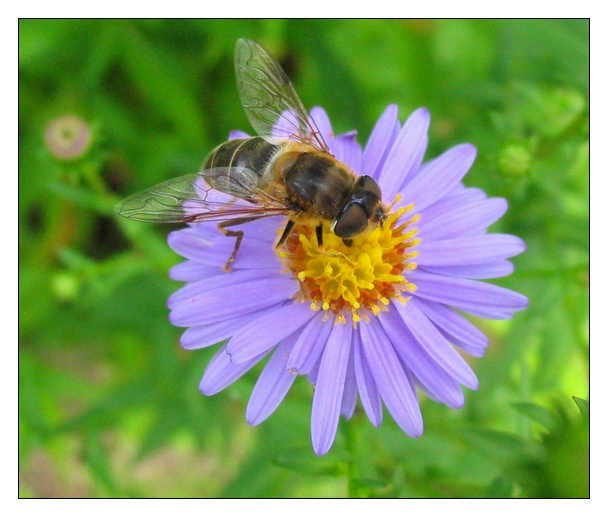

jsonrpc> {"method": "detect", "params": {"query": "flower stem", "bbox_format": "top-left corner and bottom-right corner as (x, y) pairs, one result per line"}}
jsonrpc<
(343, 413), (363, 498)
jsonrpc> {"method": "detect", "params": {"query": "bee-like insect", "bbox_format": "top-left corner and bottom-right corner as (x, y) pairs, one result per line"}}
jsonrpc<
(115, 38), (387, 270)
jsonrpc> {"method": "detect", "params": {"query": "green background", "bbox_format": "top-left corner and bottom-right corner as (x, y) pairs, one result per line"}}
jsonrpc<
(19, 19), (589, 498)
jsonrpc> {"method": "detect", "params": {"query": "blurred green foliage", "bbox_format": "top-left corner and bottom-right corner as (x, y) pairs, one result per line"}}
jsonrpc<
(19, 19), (589, 498)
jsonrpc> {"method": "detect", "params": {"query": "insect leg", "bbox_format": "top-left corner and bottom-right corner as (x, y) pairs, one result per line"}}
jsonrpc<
(218, 216), (260, 272)
(315, 224), (323, 247)
(276, 219), (296, 248)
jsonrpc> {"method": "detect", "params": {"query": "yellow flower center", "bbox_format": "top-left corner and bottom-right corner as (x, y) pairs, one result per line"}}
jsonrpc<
(277, 201), (420, 325)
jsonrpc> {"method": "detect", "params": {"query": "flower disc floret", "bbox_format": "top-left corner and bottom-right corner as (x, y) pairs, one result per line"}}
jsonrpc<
(279, 202), (420, 324)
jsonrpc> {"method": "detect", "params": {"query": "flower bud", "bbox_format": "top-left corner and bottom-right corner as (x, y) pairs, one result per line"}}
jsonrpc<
(44, 114), (92, 161)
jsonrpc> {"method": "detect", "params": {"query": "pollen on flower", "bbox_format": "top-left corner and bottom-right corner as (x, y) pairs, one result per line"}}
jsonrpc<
(278, 202), (420, 325)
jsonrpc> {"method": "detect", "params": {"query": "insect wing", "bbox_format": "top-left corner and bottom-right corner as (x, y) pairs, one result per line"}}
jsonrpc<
(235, 38), (330, 153)
(114, 169), (289, 224)
(203, 165), (265, 204)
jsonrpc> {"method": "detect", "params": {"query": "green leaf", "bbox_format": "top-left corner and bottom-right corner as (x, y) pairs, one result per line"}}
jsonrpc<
(512, 402), (561, 432)
(118, 21), (206, 145)
(83, 432), (123, 497)
(48, 181), (115, 215)
(273, 447), (347, 477)
(460, 427), (544, 469)
(572, 397), (589, 420)
(484, 475), (516, 498)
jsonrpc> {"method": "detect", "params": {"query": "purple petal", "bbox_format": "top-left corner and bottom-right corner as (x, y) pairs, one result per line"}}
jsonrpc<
(287, 312), (335, 374)
(311, 322), (353, 456)
(402, 144), (477, 212)
(168, 225), (281, 270)
(226, 303), (315, 364)
(416, 234), (526, 267)
(307, 357), (321, 386)
(379, 108), (430, 201)
(169, 261), (219, 282)
(363, 104), (400, 180)
(395, 352), (462, 408)
(180, 307), (272, 350)
(340, 350), (357, 419)
(246, 335), (298, 425)
(393, 301), (479, 390)
(421, 260), (515, 280)
(379, 308), (466, 407)
(229, 130), (250, 140)
(409, 269), (529, 320)
(186, 214), (279, 244)
(168, 269), (280, 308)
(273, 110), (300, 142)
(359, 319), (423, 437)
(168, 228), (216, 264)
(403, 360), (463, 407)
(412, 298), (488, 357)
(353, 330), (383, 426)
(417, 196), (508, 241)
(169, 277), (297, 327)
(199, 346), (264, 395)
(332, 131), (362, 172)
(310, 106), (334, 140)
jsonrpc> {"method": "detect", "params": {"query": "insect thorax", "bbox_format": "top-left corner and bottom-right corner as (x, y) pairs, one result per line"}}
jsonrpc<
(273, 150), (353, 221)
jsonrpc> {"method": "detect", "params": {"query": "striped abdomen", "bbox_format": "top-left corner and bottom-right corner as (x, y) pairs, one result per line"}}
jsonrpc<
(204, 137), (278, 196)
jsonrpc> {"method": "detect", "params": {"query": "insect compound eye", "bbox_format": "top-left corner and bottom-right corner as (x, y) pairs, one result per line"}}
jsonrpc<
(359, 175), (382, 199)
(333, 203), (369, 239)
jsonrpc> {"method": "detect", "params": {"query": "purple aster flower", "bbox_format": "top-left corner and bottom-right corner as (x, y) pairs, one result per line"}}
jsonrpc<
(167, 105), (528, 456)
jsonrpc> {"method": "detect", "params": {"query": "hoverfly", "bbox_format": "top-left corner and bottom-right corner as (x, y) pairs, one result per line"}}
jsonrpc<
(115, 38), (387, 270)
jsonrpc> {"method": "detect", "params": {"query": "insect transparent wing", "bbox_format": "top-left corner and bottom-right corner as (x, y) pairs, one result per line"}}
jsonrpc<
(203, 165), (264, 203)
(234, 38), (330, 153)
(114, 169), (289, 224)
